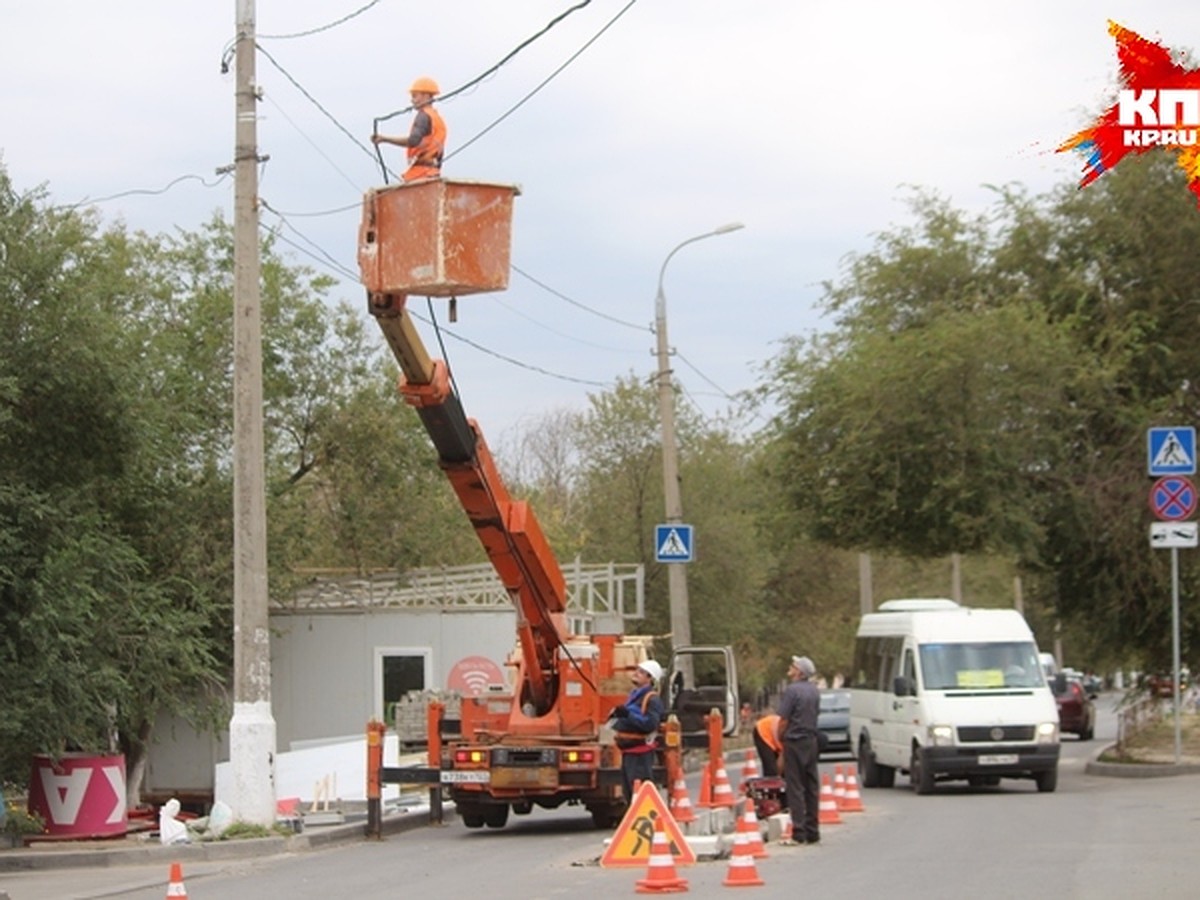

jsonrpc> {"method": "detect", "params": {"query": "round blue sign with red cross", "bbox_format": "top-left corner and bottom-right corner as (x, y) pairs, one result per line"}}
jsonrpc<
(1149, 475), (1197, 522)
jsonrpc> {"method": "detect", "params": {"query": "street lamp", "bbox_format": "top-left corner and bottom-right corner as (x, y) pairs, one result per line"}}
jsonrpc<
(654, 222), (744, 652)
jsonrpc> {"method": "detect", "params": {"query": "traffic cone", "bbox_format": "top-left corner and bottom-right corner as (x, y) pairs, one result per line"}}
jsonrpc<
(740, 751), (761, 788)
(841, 765), (865, 812)
(818, 773), (843, 825)
(711, 763), (736, 809)
(166, 861), (188, 899)
(697, 764), (713, 808)
(833, 764), (846, 809)
(634, 817), (689, 894)
(738, 801), (768, 859)
(669, 776), (697, 824)
(721, 822), (765, 887)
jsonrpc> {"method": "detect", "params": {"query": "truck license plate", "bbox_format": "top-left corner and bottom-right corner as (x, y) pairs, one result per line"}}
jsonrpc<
(978, 754), (1018, 765)
(440, 770), (490, 784)
(490, 766), (558, 789)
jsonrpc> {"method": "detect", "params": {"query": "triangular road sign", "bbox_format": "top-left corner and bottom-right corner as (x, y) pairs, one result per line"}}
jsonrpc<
(598, 780), (696, 868)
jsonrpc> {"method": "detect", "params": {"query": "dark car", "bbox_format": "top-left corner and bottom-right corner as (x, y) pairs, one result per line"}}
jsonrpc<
(1051, 674), (1095, 740)
(818, 689), (852, 756)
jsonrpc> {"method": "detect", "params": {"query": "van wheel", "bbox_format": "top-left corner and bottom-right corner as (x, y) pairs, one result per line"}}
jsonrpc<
(1035, 767), (1058, 793)
(858, 737), (878, 787)
(910, 746), (935, 795)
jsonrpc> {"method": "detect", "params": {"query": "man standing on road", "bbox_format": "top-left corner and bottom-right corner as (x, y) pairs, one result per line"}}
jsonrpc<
(777, 654), (821, 845)
(610, 660), (665, 803)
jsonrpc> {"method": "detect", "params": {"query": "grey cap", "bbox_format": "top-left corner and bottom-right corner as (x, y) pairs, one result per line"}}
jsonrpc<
(791, 656), (816, 677)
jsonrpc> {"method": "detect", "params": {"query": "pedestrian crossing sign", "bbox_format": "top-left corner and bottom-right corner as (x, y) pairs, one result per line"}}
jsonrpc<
(599, 781), (695, 868)
(1148, 427), (1196, 476)
(655, 524), (694, 563)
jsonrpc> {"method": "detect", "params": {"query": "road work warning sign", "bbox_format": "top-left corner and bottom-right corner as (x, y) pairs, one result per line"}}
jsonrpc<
(598, 781), (695, 868)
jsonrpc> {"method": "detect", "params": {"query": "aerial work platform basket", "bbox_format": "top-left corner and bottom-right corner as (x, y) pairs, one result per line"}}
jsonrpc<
(357, 179), (521, 297)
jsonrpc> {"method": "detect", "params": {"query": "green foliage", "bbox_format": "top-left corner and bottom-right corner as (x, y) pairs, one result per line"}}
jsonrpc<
(762, 154), (1200, 671)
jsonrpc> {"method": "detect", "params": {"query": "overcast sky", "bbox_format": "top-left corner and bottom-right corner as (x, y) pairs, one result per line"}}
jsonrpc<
(2, 1), (1194, 442)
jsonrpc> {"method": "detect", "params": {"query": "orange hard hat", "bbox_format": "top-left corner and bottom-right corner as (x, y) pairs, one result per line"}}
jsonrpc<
(410, 76), (440, 95)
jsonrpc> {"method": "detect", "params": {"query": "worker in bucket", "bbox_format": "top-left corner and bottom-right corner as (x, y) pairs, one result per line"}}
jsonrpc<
(610, 660), (665, 803)
(371, 76), (447, 182)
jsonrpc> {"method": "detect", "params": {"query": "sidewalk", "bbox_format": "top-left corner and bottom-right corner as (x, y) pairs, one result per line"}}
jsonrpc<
(0, 802), (435, 875)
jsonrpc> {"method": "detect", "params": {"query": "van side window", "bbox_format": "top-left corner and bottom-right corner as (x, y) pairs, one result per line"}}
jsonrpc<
(851, 635), (904, 690)
(902, 647), (917, 691)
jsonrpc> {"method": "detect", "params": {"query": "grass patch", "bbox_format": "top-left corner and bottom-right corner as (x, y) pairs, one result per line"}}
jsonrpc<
(1099, 708), (1200, 764)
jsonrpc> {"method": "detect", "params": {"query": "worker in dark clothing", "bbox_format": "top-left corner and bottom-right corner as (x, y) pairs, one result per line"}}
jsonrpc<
(610, 659), (665, 803)
(776, 655), (821, 845)
(371, 76), (447, 182)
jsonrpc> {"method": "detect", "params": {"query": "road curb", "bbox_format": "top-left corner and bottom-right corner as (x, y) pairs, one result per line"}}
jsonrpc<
(0, 805), (438, 873)
(1085, 742), (1200, 778)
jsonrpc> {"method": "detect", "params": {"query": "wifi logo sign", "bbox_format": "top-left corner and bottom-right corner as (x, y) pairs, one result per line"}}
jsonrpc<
(447, 655), (506, 696)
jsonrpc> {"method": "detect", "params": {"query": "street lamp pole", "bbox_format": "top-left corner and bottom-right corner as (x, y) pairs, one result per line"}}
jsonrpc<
(654, 222), (744, 651)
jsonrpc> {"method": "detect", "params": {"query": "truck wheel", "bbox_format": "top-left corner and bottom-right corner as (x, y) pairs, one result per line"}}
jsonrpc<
(457, 802), (485, 829)
(910, 746), (935, 795)
(590, 803), (625, 829)
(1035, 767), (1058, 793)
(483, 804), (510, 828)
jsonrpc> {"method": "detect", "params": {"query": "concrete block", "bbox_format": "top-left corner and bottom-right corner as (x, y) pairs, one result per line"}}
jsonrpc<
(766, 812), (791, 842)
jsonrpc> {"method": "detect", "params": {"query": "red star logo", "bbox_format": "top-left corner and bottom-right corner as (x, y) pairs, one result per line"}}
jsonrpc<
(1058, 21), (1200, 205)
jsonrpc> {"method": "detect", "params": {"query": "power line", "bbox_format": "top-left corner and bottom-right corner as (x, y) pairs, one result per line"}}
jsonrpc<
(449, 0), (638, 162)
(255, 42), (393, 176)
(493, 295), (641, 353)
(374, 0), (597, 125)
(61, 172), (231, 209)
(512, 264), (647, 331)
(259, 0), (384, 40)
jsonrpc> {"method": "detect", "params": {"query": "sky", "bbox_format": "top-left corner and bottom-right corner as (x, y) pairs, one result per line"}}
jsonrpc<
(2, 0), (1196, 446)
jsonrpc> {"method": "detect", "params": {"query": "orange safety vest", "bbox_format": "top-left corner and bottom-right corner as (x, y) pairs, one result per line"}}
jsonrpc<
(756, 714), (782, 753)
(404, 105), (446, 181)
(614, 690), (660, 751)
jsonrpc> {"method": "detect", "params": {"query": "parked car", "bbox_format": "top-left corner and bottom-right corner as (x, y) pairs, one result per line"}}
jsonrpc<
(818, 689), (852, 756)
(1051, 674), (1095, 740)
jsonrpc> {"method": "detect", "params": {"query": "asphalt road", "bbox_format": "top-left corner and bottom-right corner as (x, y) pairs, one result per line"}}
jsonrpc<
(4, 693), (1197, 900)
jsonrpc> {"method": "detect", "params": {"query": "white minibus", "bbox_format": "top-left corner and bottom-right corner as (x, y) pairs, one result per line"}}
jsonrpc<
(849, 598), (1060, 794)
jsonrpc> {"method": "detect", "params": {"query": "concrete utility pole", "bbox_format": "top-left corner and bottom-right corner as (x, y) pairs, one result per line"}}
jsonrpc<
(654, 223), (744, 652)
(221, 0), (276, 826)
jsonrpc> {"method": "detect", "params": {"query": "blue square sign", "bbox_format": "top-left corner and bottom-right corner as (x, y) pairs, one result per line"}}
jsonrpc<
(1148, 427), (1196, 476)
(655, 524), (694, 563)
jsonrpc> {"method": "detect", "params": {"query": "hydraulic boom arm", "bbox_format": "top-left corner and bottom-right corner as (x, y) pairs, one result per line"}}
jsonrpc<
(365, 291), (569, 716)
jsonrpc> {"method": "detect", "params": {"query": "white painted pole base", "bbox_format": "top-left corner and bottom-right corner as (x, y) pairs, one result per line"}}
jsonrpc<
(220, 700), (277, 826)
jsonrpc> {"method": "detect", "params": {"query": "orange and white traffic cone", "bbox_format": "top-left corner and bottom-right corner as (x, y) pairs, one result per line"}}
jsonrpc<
(818, 773), (843, 825)
(669, 776), (697, 824)
(740, 751), (761, 788)
(833, 764), (847, 809)
(711, 763), (736, 809)
(166, 861), (188, 899)
(841, 765), (865, 812)
(635, 817), (689, 894)
(738, 801), (768, 859)
(721, 821), (765, 887)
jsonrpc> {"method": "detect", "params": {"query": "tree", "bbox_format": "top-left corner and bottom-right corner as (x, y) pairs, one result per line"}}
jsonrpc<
(761, 155), (1200, 670)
